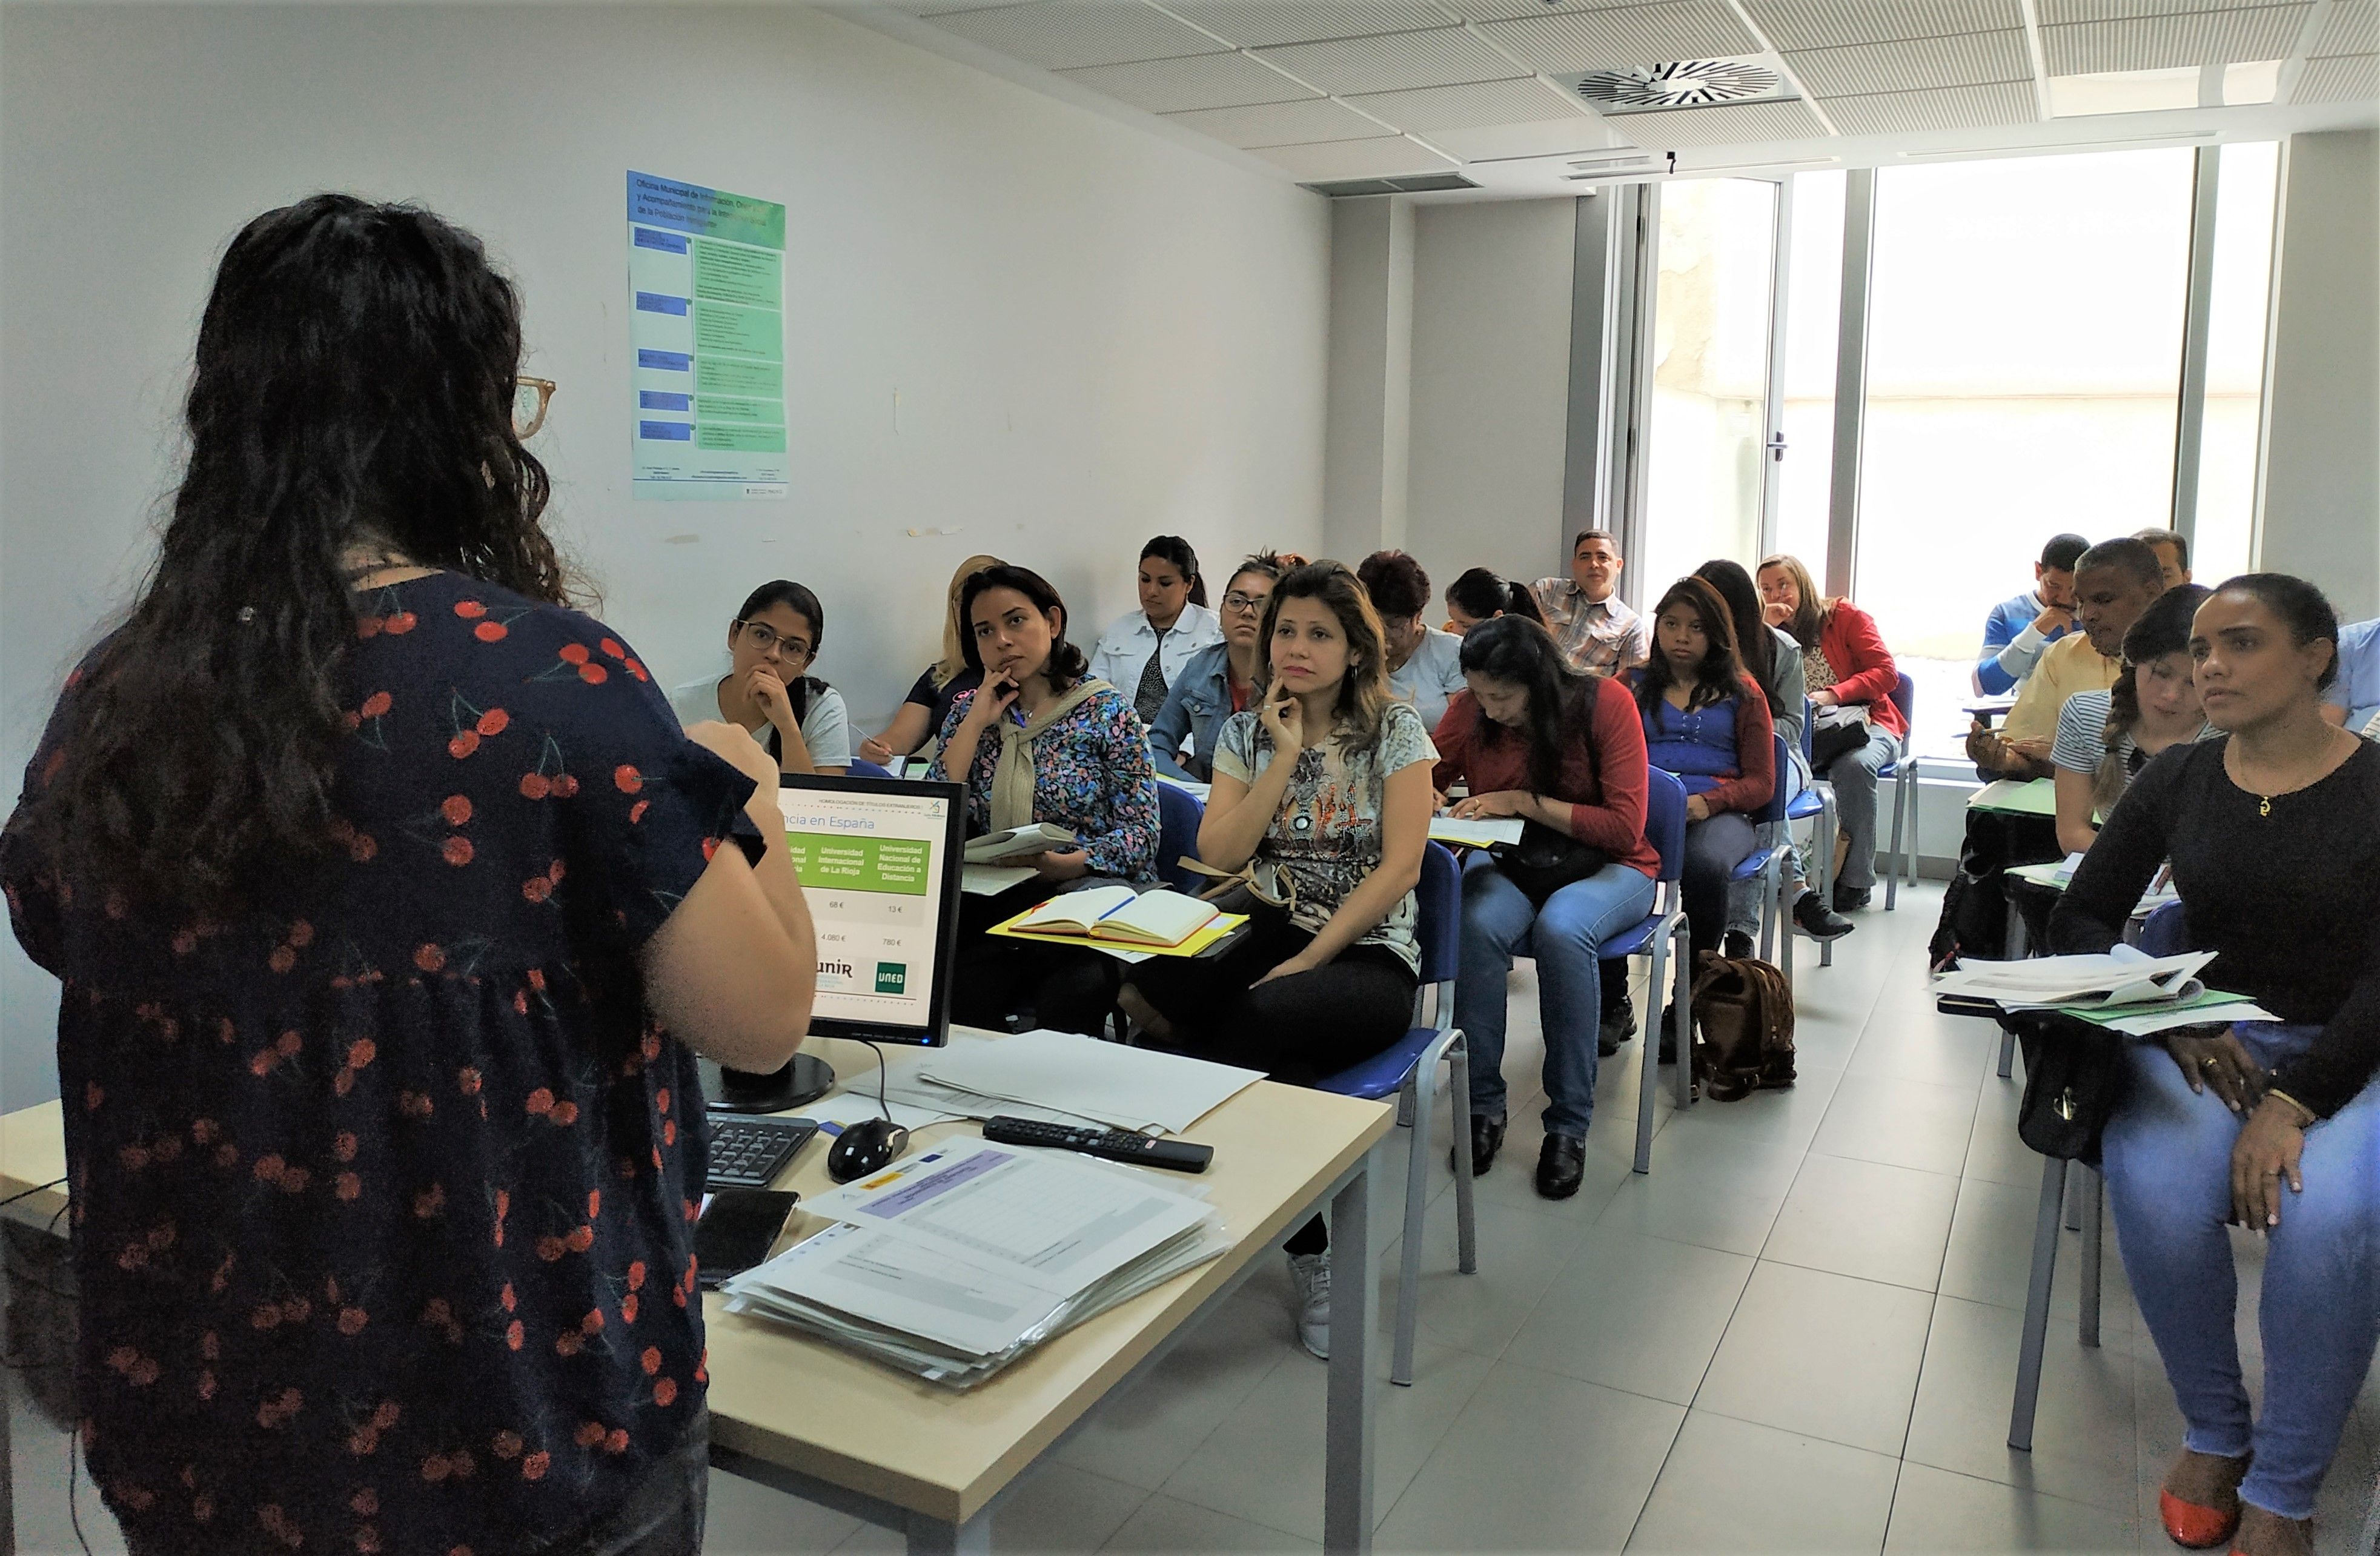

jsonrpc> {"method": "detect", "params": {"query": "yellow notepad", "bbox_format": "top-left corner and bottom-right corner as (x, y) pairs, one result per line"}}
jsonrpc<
(989, 902), (1247, 959)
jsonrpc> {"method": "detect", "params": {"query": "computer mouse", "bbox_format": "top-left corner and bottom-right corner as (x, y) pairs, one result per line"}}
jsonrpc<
(826, 1118), (910, 1183)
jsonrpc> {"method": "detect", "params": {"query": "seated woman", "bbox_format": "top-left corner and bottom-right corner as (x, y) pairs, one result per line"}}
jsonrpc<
(1631, 577), (1775, 992)
(2051, 583), (2209, 856)
(2050, 575), (2379, 1556)
(1433, 616), (1659, 1199)
(1444, 567), (1546, 636)
(931, 565), (1159, 1035)
(1090, 536), (1222, 726)
(1146, 551), (1288, 782)
(860, 553), (1001, 768)
(1757, 553), (1904, 912)
(1125, 562), (1433, 1362)
(1697, 559), (1852, 949)
(671, 579), (852, 774)
(1359, 550), (1467, 730)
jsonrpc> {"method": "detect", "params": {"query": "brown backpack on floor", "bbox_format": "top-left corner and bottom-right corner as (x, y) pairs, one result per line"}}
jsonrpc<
(1690, 953), (1796, 1102)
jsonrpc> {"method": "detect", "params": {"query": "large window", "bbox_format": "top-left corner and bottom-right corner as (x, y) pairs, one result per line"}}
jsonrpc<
(1853, 148), (2200, 757)
(1774, 170), (1846, 576)
(2194, 140), (2280, 583)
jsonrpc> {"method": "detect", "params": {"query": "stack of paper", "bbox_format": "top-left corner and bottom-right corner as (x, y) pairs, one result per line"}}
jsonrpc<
(1932, 948), (2275, 1036)
(965, 822), (1078, 864)
(722, 1141), (1227, 1387)
(1430, 816), (1525, 848)
(2046, 853), (2181, 914)
(883, 1029), (1262, 1135)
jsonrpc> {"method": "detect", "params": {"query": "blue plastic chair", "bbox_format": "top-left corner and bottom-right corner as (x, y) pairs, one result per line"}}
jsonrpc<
(1154, 783), (1205, 894)
(844, 758), (895, 781)
(1788, 700), (1841, 968)
(1879, 672), (1919, 911)
(1599, 770), (1689, 1176)
(1724, 733), (1797, 983)
(1314, 842), (1474, 1387)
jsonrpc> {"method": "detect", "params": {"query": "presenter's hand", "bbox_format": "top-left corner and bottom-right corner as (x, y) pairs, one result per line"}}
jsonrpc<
(684, 720), (778, 788)
(2231, 1095), (2310, 1230)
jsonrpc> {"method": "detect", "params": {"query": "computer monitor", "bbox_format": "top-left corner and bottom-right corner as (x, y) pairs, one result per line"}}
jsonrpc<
(710, 771), (967, 1113)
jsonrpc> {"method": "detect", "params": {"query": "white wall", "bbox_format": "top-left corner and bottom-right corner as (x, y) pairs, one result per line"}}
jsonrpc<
(1322, 196), (1413, 565)
(2259, 128), (2380, 621)
(0, 2), (1330, 1109)
(1407, 199), (1576, 600)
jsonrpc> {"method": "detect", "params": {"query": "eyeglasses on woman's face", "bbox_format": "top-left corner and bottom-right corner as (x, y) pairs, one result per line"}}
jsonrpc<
(1222, 590), (1270, 616)
(512, 377), (556, 440)
(735, 619), (812, 662)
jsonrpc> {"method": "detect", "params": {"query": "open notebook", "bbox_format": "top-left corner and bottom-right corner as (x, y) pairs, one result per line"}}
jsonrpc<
(1002, 885), (1221, 948)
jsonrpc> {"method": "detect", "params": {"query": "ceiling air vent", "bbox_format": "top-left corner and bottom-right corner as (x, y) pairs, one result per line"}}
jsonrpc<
(1301, 173), (1482, 197)
(1556, 57), (1794, 115)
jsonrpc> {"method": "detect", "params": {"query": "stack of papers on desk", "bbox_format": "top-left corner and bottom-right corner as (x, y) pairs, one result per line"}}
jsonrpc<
(1932, 948), (2276, 1034)
(722, 1140), (1226, 1387)
(885, 1029), (1262, 1135)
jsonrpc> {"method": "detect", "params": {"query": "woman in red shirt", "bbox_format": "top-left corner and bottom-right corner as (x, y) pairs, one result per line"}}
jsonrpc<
(1433, 617), (1658, 1200)
(1757, 554), (1904, 911)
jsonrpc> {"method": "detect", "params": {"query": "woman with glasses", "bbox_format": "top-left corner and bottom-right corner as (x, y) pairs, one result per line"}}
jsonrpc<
(670, 580), (850, 776)
(1147, 551), (1296, 782)
(1358, 550), (1467, 732)
(0, 195), (817, 1555)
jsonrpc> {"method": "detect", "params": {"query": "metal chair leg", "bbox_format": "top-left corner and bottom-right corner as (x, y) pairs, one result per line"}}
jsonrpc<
(1449, 1036), (1476, 1277)
(1671, 923), (1695, 1111)
(2078, 1165), (2102, 1349)
(1818, 793), (1840, 969)
(1998, 1027), (2017, 1079)
(1884, 758), (1912, 911)
(2009, 1154), (2069, 1452)
(1391, 1066), (1430, 1387)
(1633, 942), (1664, 1175)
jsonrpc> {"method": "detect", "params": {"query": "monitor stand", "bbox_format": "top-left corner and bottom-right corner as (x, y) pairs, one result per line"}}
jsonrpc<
(709, 1054), (836, 1114)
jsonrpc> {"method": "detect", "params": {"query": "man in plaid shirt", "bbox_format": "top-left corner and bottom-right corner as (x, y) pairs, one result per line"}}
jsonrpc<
(1531, 530), (1651, 677)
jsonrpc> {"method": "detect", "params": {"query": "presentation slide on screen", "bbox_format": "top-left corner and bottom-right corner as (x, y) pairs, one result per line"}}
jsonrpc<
(776, 788), (950, 1030)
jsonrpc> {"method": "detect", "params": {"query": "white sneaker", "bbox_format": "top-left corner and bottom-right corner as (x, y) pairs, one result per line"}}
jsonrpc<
(1285, 1250), (1330, 1360)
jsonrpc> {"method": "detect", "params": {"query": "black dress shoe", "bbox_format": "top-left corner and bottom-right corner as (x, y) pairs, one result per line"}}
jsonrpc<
(1597, 993), (1637, 1057)
(1832, 883), (1872, 914)
(1794, 890), (1856, 941)
(1453, 1114), (1505, 1177)
(1536, 1134), (1588, 1200)
(1722, 929), (1756, 961)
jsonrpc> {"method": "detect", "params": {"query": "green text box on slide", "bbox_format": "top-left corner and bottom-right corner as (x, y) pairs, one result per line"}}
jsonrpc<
(698, 424), (787, 453)
(694, 300), (782, 362)
(693, 239), (783, 309)
(784, 833), (932, 896)
(697, 357), (784, 397)
(695, 394), (777, 424)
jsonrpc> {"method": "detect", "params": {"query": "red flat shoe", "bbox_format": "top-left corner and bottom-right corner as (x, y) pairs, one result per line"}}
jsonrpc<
(2159, 1489), (2241, 1549)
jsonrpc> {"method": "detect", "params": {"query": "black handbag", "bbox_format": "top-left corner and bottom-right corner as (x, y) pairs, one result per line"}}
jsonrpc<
(1494, 820), (1612, 908)
(2011, 1009), (2131, 1165)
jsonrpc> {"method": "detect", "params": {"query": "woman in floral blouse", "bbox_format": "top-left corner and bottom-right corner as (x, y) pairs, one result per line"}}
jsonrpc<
(930, 564), (1159, 1034)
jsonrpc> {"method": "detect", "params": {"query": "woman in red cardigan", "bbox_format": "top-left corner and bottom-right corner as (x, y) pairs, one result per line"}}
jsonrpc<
(1758, 554), (1904, 911)
(1433, 617), (1659, 1200)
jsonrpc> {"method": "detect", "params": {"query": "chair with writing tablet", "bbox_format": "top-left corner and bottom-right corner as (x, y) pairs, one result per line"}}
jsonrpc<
(1600, 769), (1690, 1175)
(844, 758), (896, 781)
(1312, 841), (1474, 1388)
(1789, 702), (1842, 968)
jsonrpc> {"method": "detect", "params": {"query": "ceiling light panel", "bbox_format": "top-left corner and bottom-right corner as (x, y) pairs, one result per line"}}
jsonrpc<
(1740, 0), (2024, 50)
(2310, 0), (2379, 55)
(1256, 135), (1461, 178)
(926, 1), (1228, 70)
(1059, 50), (1319, 110)
(1251, 25), (1525, 92)
(1785, 28), (2033, 94)
(1606, 96), (1829, 144)
(1155, 1), (1462, 48)
(1474, 2), (1764, 74)
(1342, 75), (1596, 127)
(2043, 6), (2313, 72)
(1162, 96), (1397, 145)
(2292, 50), (2380, 96)
(1821, 76), (2038, 129)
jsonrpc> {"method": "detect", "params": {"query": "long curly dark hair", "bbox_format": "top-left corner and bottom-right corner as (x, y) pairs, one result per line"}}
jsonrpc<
(12, 194), (568, 908)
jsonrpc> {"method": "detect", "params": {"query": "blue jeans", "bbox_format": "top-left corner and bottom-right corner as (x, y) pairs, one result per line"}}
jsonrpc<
(2101, 1023), (2380, 1520)
(1825, 725), (1898, 891)
(1455, 853), (1658, 1139)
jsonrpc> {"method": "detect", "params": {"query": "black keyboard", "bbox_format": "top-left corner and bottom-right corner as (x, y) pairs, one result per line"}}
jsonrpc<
(980, 1116), (1213, 1173)
(707, 1117), (818, 1189)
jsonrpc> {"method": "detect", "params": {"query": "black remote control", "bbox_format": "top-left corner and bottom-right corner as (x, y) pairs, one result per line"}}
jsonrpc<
(980, 1116), (1213, 1174)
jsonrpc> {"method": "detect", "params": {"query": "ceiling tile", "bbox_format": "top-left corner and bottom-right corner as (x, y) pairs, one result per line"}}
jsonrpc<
(2309, 0), (2379, 55)
(1059, 51), (1320, 110)
(1819, 76), (2038, 130)
(1154, 0), (1461, 47)
(1474, 2), (1764, 73)
(1255, 135), (1462, 177)
(892, 0), (1023, 15)
(2042, 6), (2312, 71)
(1251, 25), (1526, 91)
(2292, 49), (2380, 96)
(1427, 115), (1631, 157)
(1741, 0), (2025, 50)
(1602, 96), (1829, 144)
(2038, 0), (2297, 19)
(1433, 0), (1685, 21)
(1162, 96), (1399, 145)
(1344, 75), (1596, 127)
(926, 1), (1227, 68)
(1785, 28), (2032, 94)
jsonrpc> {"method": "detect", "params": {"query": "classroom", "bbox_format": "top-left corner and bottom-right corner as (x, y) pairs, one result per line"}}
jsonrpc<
(1, 2), (2376, 1554)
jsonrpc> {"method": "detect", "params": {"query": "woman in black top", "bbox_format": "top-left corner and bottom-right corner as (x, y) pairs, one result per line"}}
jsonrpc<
(2050, 575), (2379, 1556)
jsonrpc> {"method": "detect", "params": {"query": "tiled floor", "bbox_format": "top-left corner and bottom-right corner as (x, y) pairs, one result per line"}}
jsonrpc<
(8, 883), (2378, 1553)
